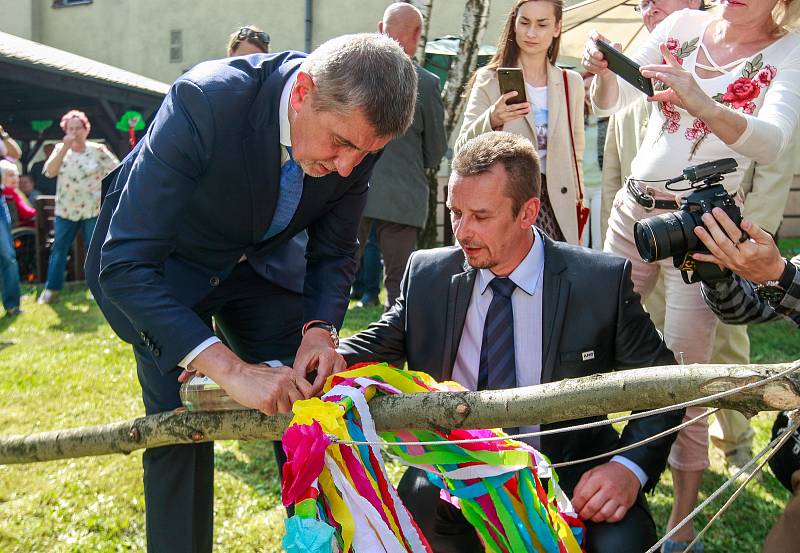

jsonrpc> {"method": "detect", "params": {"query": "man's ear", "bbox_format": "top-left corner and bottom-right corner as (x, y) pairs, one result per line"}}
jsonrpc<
(290, 71), (315, 112)
(378, 20), (385, 34)
(519, 196), (541, 228)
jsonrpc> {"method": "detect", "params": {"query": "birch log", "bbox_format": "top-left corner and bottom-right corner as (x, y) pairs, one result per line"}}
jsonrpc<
(410, 0), (434, 65)
(442, 0), (491, 139)
(2, 362), (799, 465)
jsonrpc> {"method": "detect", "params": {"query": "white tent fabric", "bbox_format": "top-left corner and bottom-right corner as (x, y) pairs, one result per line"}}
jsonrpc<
(560, 0), (647, 67)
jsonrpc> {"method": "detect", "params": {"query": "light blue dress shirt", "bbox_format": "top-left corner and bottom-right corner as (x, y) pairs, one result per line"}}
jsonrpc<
(451, 228), (647, 488)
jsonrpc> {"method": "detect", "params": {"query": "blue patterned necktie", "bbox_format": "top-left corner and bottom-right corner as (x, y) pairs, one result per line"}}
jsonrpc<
(263, 146), (304, 240)
(478, 277), (518, 392)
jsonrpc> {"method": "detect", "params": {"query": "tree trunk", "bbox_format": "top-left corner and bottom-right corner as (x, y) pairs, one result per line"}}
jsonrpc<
(2, 362), (798, 465)
(418, 168), (441, 248)
(410, 0), (434, 65)
(442, 0), (491, 139)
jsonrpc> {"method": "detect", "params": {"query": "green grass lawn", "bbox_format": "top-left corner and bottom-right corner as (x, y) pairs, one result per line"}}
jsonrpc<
(1, 240), (798, 552)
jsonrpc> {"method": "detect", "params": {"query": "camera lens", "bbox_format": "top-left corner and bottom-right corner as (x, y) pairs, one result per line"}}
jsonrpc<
(634, 211), (696, 262)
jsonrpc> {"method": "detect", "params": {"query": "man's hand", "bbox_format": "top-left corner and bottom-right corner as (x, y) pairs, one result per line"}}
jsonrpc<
(216, 362), (311, 415)
(294, 327), (347, 396)
(571, 462), (640, 523)
(692, 208), (785, 284)
(179, 342), (311, 415)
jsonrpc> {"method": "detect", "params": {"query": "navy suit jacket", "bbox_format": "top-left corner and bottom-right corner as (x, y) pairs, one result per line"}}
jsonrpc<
(340, 236), (682, 493)
(86, 52), (378, 374)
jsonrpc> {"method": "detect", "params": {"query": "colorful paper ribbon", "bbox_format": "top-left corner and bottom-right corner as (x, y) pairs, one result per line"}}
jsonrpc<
(281, 363), (585, 552)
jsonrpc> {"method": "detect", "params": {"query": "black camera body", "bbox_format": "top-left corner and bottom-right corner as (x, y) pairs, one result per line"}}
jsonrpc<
(633, 158), (741, 284)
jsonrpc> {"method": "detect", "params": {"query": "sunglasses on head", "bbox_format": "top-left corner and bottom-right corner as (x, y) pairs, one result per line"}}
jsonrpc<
(237, 28), (270, 45)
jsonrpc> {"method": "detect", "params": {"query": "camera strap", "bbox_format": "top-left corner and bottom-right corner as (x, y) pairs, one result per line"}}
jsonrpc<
(625, 178), (679, 211)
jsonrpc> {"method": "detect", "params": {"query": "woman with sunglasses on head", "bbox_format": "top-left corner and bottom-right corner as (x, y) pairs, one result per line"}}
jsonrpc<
(457, 0), (586, 245)
(227, 25), (271, 56)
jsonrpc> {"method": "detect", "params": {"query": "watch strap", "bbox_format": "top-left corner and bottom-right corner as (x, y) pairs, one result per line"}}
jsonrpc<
(778, 258), (796, 291)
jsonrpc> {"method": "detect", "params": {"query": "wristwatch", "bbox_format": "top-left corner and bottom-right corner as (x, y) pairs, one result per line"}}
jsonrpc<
(302, 320), (339, 347)
(755, 258), (796, 303)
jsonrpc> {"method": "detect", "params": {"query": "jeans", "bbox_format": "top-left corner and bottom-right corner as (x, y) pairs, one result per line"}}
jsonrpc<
(353, 220), (383, 298)
(0, 201), (20, 310)
(44, 216), (97, 291)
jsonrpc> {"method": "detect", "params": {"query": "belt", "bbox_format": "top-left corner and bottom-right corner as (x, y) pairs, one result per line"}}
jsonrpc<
(626, 178), (679, 211)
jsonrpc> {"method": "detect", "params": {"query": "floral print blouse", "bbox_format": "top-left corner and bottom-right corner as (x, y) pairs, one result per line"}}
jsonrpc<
(592, 8), (800, 196)
(47, 141), (119, 221)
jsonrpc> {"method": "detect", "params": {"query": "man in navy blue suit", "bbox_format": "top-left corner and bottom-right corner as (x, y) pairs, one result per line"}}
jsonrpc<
(85, 34), (417, 552)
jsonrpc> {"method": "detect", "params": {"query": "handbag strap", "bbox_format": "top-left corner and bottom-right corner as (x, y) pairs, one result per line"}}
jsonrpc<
(561, 69), (584, 205)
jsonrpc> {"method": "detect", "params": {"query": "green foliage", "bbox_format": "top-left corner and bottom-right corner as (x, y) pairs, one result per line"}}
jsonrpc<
(1, 252), (799, 552)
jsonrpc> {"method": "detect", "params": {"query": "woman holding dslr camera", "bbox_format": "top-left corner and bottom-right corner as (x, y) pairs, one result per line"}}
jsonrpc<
(583, 1), (800, 550)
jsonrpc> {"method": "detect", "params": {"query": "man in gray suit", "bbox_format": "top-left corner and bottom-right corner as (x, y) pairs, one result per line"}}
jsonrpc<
(340, 132), (682, 553)
(355, 2), (448, 309)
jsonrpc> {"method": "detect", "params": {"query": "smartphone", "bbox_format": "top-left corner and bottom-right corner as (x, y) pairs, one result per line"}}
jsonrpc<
(595, 40), (654, 97)
(497, 68), (528, 105)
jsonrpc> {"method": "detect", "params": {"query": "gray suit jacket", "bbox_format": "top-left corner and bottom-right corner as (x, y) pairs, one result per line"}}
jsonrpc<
(340, 234), (682, 493)
(362, 64), (447, 228)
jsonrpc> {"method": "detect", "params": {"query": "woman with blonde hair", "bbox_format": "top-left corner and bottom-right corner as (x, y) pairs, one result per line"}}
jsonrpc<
(226, 25), (270, 57)
(584, 1), (800, 550)
(457, 0), (586, 244)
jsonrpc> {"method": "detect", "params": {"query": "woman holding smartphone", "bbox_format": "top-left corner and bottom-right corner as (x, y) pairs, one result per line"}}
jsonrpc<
(456, 0), (585, 244)
(584, 2), (800, 550)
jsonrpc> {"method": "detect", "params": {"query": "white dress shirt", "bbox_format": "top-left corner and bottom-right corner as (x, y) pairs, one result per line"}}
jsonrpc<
(451, 228), (647, 487)
(178, 71), (297, 369)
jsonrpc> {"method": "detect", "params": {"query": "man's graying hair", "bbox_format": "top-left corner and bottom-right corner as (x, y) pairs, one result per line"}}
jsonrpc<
(300, 33), (417, 138)
(452, 132), (541, 217)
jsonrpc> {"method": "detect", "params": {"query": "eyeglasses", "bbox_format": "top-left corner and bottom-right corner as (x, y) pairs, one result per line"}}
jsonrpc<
(633, 0), (659, 14)
(236, 28), (270, 45)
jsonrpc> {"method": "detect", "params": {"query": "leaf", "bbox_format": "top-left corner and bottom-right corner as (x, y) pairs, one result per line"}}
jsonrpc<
(712, 93), (725, 102)
(743, 62), (754, 78)
(685, 37), (699, 51)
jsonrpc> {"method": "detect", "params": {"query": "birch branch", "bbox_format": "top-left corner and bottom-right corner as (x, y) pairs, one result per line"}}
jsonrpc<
(2, 362), (798, 465)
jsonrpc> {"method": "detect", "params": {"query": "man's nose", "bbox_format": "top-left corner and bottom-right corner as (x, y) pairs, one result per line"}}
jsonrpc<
(334, 151), (365, 177)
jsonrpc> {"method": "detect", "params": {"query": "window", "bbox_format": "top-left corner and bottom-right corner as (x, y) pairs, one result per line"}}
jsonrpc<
(170, 30), (183, 63)
(52, 0), (93, 7)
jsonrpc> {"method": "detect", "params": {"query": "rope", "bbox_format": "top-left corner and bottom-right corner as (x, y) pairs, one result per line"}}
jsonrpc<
(644, 414), (800, 553)
(546, 408), (718, 469)
(331, 361), (800, 448)
(678, 411), (800, 553)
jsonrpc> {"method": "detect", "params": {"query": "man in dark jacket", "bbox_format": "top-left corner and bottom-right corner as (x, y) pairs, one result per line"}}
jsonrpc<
(340, 132), (682, 553)
(85, 34), (417, 553)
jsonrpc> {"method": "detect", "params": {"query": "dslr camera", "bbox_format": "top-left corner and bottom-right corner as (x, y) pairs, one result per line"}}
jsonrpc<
(633, 158), (740, 284)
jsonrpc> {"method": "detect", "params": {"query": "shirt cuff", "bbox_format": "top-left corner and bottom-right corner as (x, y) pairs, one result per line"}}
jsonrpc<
(178, 337), (221, 369)
(610, 456), (647, 489)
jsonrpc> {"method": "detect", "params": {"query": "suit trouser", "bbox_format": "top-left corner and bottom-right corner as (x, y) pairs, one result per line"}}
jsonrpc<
(398, 467), (657, 553)
(605, 189), (718, 472)
(644, 275), (754, 458)
(357, 217), (418, 309)
(134, 262), (303, 553)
